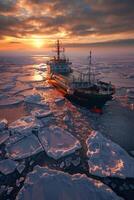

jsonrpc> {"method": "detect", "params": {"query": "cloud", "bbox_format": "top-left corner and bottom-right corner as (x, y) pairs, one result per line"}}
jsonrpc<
(0, 0), (17, 12)
(0, 0), (133, 44)
(65, 38), (134, 47)
(9, 41), (22, 44)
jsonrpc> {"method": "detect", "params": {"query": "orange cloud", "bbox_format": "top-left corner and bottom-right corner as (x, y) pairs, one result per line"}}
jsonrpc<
(0, 0), (134, 51)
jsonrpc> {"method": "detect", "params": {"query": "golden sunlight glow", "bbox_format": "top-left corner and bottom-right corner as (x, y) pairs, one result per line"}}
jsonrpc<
(32, 38), (44, 48)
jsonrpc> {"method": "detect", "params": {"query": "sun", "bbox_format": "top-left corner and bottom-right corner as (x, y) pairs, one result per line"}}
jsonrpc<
(32, 38), (44, 48)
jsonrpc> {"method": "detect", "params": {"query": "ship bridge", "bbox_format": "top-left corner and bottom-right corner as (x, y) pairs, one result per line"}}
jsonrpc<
(48, 40), (72, 75)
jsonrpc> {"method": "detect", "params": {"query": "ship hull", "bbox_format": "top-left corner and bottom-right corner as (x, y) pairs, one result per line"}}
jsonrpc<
(65, 92), (112, 109)
(49, 79), (113, 109)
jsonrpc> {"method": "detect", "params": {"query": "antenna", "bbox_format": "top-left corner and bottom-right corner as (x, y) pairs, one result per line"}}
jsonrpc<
(89, 50), (92, 65)
(57, 39), (60, 60)
(87, 51), (92, 83)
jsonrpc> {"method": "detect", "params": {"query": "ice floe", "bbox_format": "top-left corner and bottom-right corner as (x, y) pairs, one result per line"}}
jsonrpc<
(86, 131), (134, 178)
(55, 97), (65, 104)
(0, 131), (9, 145)
(31, 109), (52, 119)
(24, 93), (41, 103)
(17, 163), (25, 174)
(60, 156), (81, 168)
(7, 187), (13, 195)
(127, 74), (134, 79)
(0, 185), (7, 194)
(1, 83), (15, 91)
(24, 94), (48, 106)
(35, 85), (53, 90)
(16, 166), (122, 200)
(38, 126), (81, 160)
(0, 94), (8, 99)
(10, 84), (33, 95)
(7, 134), (42, 160)
(0, 97), (23, 106)
(127, 88), (134, 99)
(0, 159), (18, 175)
(18, 75), (44, 83)
(6, 125), (80, 160)
(16, 177), (25, 187)
(0, 119), (8, 131)
(9, 116), (42, 134)
(6, 116), (44, 157)
(63, 115), (70, 122)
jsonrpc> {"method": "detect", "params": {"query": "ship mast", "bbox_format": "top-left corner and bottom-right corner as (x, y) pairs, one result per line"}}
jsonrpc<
(89, 51), (95, 83)
(56, 39), (64, 60)
(57, 39), (60, 60)
(89, 51), (92, 65)
(88, 51), (92, 82)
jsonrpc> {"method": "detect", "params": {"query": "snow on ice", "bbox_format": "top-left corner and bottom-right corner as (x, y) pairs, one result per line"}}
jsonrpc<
(38, 126), (81, 160)
(86, 131), (134, 178)
(0, 159), (18, 175)
(16, 166), (122, 200)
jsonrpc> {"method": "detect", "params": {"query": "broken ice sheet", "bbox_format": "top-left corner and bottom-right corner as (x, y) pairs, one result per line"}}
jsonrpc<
(9, 82), (33, 95)
(7, 134), (43, 160)
(55, 97), (65, 104)
(16, 166), (123, 200)
(17, 75), (44, 83)
(5, 116), (45, 160)
(31, 109), (52, 119)
(0, 119), (8, 131)
(0, 97), (23, 106)
(1, 82), (16, 91)
(0, 159), (18, 175)
(0, 131), (9, 145)
(38, 126), (81, 160)
(17, 163), (25, 174)
(9, 117), (33, 133)
(35, 85), (54, 90)
(9, 116), (43, 133)
(86, 131), (134, 178)
(24, 93), (49, 107)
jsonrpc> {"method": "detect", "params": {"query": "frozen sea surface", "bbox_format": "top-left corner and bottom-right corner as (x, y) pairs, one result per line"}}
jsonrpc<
(0, 54), (134, 200)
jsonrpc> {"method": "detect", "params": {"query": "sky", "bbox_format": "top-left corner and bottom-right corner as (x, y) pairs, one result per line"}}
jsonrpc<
(0, 0), (134, 54)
